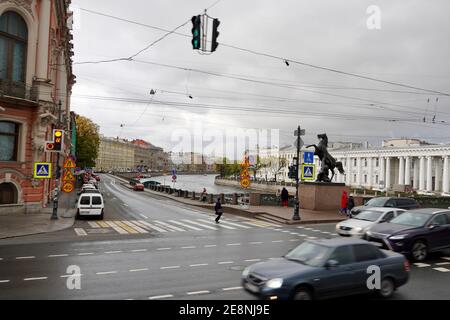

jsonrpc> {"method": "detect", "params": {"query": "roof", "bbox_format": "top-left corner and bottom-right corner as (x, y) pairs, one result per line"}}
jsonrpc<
(308, 237), (368, 247)
(359, 207), (406, 212)
(409, 208), (450, 215)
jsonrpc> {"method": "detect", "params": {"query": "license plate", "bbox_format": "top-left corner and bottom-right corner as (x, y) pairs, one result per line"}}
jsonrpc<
(244, 282), (259, 293)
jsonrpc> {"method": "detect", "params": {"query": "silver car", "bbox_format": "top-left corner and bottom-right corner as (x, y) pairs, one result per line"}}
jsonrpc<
(336, 208), (406, 238)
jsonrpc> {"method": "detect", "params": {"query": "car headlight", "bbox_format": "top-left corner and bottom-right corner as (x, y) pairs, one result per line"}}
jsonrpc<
(389, 234), (408, 240)
(242, 267), (250, 277)
(266, 278), (283, 289)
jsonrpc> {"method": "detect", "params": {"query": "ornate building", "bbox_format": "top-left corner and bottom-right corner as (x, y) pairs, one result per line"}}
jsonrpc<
(0, 0), (75, 214)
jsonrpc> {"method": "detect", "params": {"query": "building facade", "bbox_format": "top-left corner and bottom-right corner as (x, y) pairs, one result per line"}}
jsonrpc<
(0, 0), (75, 214)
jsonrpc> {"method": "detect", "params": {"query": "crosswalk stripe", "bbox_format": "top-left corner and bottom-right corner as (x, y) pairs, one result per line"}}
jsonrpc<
(154, 220), (185, 232)
(217, 220), (251, 229)
(247, 219), (281, 227)
(96, 221), (110, 228)
(88, 221), (100, 228)
(433, 267), (450, 272)
(168, 220), (203, 231)
(74, 228), (87, 236)
(181, 219), (218, 230)
(138, 221), (168, 233)
(122, 221), (149, 234)
(197, 219), (235, 229)
(104, 221), (118, 228)
(114, 221), (138, 234)
(131, 220), (153, 231)
(111, 225), (128, 234)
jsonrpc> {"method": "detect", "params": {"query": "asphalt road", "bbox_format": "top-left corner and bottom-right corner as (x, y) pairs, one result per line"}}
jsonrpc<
(0, 174), (449, 300)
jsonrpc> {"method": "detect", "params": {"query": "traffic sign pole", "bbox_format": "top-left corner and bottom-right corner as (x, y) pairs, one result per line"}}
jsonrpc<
(51, 101), (62, 220)
(293, 125), (303, 221)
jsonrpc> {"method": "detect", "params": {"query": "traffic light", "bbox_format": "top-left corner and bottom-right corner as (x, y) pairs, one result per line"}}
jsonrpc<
(211, 18), (220, 52)
(191, 15), (201, 50)
(288, 165), (298, 180)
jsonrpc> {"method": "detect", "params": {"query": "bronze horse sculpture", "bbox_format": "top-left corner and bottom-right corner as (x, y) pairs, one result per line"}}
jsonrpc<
(306, 133), (345, 182)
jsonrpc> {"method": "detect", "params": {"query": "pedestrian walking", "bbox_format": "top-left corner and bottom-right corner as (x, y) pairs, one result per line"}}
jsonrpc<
(215, 197), (223, 223)
(281, 187), (289, 208)
(347, 195), (355, 217)
(340, 190), (348, 215)
(201, 188), (207, 202)
(276, 189), (281, 205)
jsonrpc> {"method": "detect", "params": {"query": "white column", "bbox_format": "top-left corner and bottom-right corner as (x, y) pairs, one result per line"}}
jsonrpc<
(367, 157), (373, 188)
(413, 158), (419, 189)
(346, 157), (351, 185)
(385, 157), (391, 190)
(419, 157), (426, 190)
(435, 158), (441, 191)
(357, 157), (362, 186)
(404, 156), (411, 185)
(443, 156), (449, 193)
(426, 156), (433, 192)
(398, 156), (405, 185)
(36, 0), (52, 79)
(379, 157), (385, 188)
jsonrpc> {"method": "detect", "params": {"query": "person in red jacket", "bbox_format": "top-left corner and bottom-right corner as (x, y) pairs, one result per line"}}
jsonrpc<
(340, 191), (348, 215)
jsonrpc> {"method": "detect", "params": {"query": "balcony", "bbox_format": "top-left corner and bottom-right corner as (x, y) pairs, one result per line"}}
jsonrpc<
(0, 79), (38, 102)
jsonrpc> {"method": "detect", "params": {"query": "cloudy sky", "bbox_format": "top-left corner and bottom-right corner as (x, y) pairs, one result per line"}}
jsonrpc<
(70, 0), (450, 158)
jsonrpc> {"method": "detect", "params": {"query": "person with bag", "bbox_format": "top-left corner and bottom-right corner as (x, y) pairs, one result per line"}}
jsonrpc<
(215, 197), (223, 223)
(347, 195), (355, 217)
(281, 187), (289, 208)
(340, 190), (348, 215)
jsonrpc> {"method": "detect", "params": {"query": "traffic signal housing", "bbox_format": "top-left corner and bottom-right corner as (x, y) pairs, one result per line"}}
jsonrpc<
(211, 18), (220, 52)
(191, 15), (201, 50)
(288, 165), (298, 180)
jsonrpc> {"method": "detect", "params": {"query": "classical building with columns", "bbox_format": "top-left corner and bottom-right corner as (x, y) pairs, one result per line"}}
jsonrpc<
(0, 0), (75, 214)
(262, 139), (450, 195)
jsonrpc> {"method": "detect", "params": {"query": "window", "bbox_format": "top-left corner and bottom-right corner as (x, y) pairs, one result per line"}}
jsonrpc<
(375, 175), (379, 183)
(353, 174), (357, 183)
(430, 214), (447, 226)
(328, 246), (354, 265)
(0, 11), (28, 83)
(0, 121), (19, 161)
(92, 196), (102, 205)
(364, 175), (367, 183)
(376, 158), (379, 167)
(382, 211), (395, 222)
(364, 159), (367, 167)
(80, 196), (90, 205)
(0, 182), (18, 204)
(353, 244), (383, 262)
(354, 159), (357, 166)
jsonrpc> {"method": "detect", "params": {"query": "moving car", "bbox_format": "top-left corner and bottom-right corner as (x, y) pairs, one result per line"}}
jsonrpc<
(351, 197), (419, 216)
(76, 193), (104, 219)
(133, 183), (145, 191)
(336, 208), (405, 237)
(365, 208), (450, 261)
(242, 238), (409, 300)
(77, 184), (96, 195)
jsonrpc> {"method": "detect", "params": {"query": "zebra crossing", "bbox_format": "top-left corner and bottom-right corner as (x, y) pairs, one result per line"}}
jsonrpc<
(75, 218), (281, 236)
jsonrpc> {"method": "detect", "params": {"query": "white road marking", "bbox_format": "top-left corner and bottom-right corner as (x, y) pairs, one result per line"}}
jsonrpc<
(131, 249), (147, 252)
(189, 263), (208, 267)
(299, 234), (308, 237)
(60, 274), (82, 278)
(322, 231), (331, 234)
(78, 252), (94, 256)
(104, 221), (118, 228)
(154, 220), (185, 232)
(122, 221), (149, 234)
(222, 286), (242, 291)
(312, 230), (321, 232)
(74, 228), (87, 236)
(123, 203), (129, 207)
(281, 231), (289, 233)
(249, 241), (263, 245)
(96, 271), (117, 275)
(204, 244), (217, 248)
(129, 268), (149, 272)
(271, 240), (284, 243)
(139, 221), (167, 233)
(181, 219), (217, 230)
(0, 280), (10, 283)
(216, 220), (252, 229)
(197, 219), (236, 229)
(156, 247), (171, 251)
(187, 290), (210, 295)
(48, 254), (68, 258)
(168, 220), (202, 231)
(105, 251), (122, 254)
(442, 257), (450, 261)
(290, 233), (299, 235)
(433, 267), (450, 272)
(297, 226), (304, 229)
(181, 246), (196, 249)
(331, 233), (338, 236)
(245, 259), (261, 262)
(436, 262), (450, 266)
(148, 294), (173, 300)
(218, 261), (233, 264)
(160, 266), (180, 270)
(16, 256), (35, 260)
(307, 237), (317, 239)
(414, 263), (431, 267)
(226, 243), (241, 246)
(289, 239), (300, 241)
(111, 225), (128, 234)
(88, 221), (100, 228)
(304, 228), (313, 230)
(24, 277), (47, 281)
(0, 258), (3, 261)
(140, 214), (148, 219)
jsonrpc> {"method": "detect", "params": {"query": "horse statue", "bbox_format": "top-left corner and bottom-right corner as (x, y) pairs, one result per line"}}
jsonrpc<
(306, 133), (345, 182)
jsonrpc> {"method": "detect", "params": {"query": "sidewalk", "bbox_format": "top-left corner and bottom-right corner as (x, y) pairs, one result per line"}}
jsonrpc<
(0, 191), (76, 239)
(112, 175), (346, 225)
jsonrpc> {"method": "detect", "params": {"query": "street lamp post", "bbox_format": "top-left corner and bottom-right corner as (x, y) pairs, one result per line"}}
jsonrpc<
(292, 125), (304, 221)
(51, 101), (62, 220)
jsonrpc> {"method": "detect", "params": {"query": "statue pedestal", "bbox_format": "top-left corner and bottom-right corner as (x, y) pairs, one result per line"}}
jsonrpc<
(299, 182), (349, 211)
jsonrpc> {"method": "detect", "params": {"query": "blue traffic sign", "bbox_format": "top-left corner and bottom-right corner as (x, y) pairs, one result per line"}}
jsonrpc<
(303, 151), (314, 164)
(301, 164), (315, 181)
(34, 162), (52, 179)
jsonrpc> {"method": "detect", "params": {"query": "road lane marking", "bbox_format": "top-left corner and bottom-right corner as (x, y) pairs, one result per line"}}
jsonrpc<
(104, 221), (118, 228)
(245, 259), (261, 262)
(304, 228), (313, 230)
(0, 280), (10, 283)
(96, 221), (110, 228)
(131, 249), (147, 252)
(105, 251), (122, 254)
(290, 233), (299, 235)
(114, 221), (139, 234)
(88, 221), (100, 228)
(289, 239), (300, 241)
(297, 226), (304, 229)
(197, 219), (236, 229)
(78, 252), (94, 256)
(249, 241), (263, 245)
(156, 247), (171, 251)
(433, 267), (450, 272)
(204, 244), (217, 248)
(216, 220), (252, 229)
(187, 290), (210, 295)
(299, 234), (308, 237)
(0, 258), (3, 261)
(160, 266), (180, 269)
(24, 277), (47, 281)
(414, 263), (431, 267)
(154, 220), (185, 232)
(60, 274), (82, 278)
(189, 263), (208, 267)
(222, 286), (243, 291)
(96, 271), (117, 275)
(16, 256), (35, 260)
(122, 221), (149, 234)
(123, 204), (129, 207)
(245, 219), (281, 227)
(181, 246), (196, 249)
(148, 294), (173, 300)
(129, 268), (149, 272)
(271, 240), (284, 243)
(111, 225), (128, 234)
(331, 233), (338, 236)
(218, 261), (233, 264)
(140, 214), (148, 219)
(226, 243), (241, 246)
(181, 219), (217, 230)
(443, 257), (450, 261)
(74, 228), (87, 236)
(322, 231), (331, 234)
(167, 220), (202, 231)
(307, 237), (317, 239)
(138, 221), (167, 232)
(281, 231), (289, 233)
(436, 262), (450, 266)
(48, 254), (68, 258)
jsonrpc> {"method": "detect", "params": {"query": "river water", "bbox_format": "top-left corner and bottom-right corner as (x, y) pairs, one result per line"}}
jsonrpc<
(140, 174), (244, 194)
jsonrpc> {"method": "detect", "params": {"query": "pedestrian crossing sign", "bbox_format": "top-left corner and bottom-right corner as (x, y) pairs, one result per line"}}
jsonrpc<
(301, 164), (315, 181)
(33, 162), (52, 179)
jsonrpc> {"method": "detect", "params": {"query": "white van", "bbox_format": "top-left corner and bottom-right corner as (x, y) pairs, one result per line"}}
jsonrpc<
(76, 193), (104, 219)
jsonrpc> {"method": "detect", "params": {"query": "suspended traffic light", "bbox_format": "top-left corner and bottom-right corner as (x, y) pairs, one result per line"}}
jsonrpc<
(211, 18), (220, 52)
(191, 15), (201, 50)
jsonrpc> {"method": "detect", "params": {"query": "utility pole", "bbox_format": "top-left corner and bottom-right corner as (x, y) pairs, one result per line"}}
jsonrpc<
(292, 125), (305, 221)
(51, 101), (62, 220)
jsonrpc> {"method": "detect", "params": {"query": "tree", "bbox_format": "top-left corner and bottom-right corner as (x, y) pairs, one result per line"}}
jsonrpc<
(264, 156), (287, 182)
(75, 115), (100, 169)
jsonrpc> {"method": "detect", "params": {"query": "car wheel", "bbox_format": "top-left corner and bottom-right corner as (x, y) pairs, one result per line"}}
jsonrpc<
(292, 287), (313, 300)
(378, 277), (395, 298)
(411, 240), (427, 261)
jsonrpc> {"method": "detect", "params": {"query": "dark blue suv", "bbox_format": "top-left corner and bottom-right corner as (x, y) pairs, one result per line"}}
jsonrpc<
(365, 209), (450, 261)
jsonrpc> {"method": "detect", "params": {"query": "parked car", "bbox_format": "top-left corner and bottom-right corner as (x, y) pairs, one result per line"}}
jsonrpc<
(133, 183), (145, 191)
(336, 208), (406, 237)
(142, 180), (161, 188)
(242, 238), (409, 300)
(350, 197), (419, 216)
(364, 208), (450, 261)
(76, 193), (104, 219)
